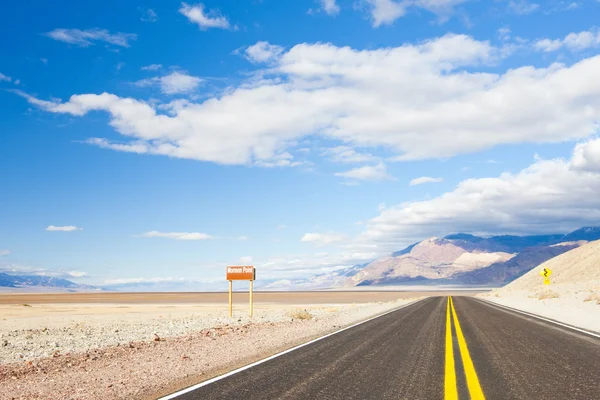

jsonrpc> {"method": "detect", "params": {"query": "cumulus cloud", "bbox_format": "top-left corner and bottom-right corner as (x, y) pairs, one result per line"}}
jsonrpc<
(0, 72), (11, 82)
(17, 34), (600, 167)
(46, 225), (82, 232)
(139, 231), (212, 240)
(534, 29), (600, 52)
(300, 232), (347, 246)
(571, 137), (600, 172)
(135, 71), (203, 94)
(45, 28), (137, 47)
(179, 3), (231, 30)
(245, 41), (285, 64)
(335, 163), (394, 181)
(353, 138), (600, 252)
(409, 176), (444, 185)
(0, 250), (10, 256)
(141, 64), (162, 71)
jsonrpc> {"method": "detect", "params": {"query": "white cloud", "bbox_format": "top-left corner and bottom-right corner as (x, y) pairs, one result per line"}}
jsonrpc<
(335, 163), (394, 181)
(66, 271), (88, 278)
(46, 225), (82, 232)
(135, 71), (203, 95)
(45, 28), (137, 47)
(571, 137), (600, 172)
(245, 41), (285, 64)
(354, 138), (600, 252)
(18, 34), (600, 167)
(364, 0), (406, 27)
(363, 0), (468, 27)
(498, 26), (511, 41)
(300, 232), (347, 246)
(179, 2), (231, 30)
(240, 256), (253, 264)
(140, 8), (158, 22)
(322, 146), (377, 163)
(0, 250), (10, 256)
(319, 0), (341, 15)
(238, 236), (249, 240)
(0, 73), (11, 82)
(139, 230), (212, 240)
(508, 0), (539, 15)
(534, 29), (600, 52)
(141, 64), (162, 71)
(409, 176), (444, 185)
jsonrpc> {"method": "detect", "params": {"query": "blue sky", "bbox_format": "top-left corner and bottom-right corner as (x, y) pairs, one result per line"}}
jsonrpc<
(2, 0), (600, 289)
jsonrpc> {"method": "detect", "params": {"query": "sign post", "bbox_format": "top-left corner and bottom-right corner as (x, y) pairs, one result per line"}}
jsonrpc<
(539, 267), (552, 285)
(226, 266), (256, 318)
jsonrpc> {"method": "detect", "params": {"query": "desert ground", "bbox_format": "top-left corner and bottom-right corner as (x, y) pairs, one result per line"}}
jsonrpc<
(479, 239), (600, 333)
(0, 290), (482, 400)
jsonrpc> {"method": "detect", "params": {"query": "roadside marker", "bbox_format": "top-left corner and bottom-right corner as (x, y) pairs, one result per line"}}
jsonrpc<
(450, 297), (486, 400)
(539, 267), (552, 285)
(226, 266), (256, 318)
(445, 297), (458, 400)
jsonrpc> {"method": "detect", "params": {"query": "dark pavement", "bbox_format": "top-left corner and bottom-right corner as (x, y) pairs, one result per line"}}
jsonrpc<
(169, 296), (600, 400)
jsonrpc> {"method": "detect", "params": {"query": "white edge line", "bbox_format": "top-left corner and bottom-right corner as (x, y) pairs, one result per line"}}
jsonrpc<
(477, 298), (600, 339)
(158, 298), (425, 399)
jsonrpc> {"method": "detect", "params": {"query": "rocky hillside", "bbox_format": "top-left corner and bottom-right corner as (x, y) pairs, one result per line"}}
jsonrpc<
(491, 239), (600, 295)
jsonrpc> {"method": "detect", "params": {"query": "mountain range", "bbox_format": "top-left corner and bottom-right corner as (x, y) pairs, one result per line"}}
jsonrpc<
(3, 227), (600, 292)
(0, 273), (100, 292)
(264, 226), (600, 290)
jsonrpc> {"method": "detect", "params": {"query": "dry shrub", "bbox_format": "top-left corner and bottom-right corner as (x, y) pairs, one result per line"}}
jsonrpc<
(583, 291), (600, 305)
(537, 290), (560, 300)
(288, 308), (313, 321)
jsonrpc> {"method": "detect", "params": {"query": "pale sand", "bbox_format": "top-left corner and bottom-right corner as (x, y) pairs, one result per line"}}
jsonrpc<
(478, 240), (600, 333)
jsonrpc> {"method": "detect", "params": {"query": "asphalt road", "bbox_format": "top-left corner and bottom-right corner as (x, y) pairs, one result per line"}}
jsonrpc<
(168, 296), (600, 400)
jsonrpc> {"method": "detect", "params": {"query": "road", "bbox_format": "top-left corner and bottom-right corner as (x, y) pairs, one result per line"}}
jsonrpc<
(166, 296), (600, 400)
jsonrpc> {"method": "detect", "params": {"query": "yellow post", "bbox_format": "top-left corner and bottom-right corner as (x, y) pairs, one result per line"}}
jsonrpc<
(249, 280), (254, 318)
(228, 280), (232, 317)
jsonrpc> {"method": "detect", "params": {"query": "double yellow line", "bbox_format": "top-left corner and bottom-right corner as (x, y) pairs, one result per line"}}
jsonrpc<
(445, 297), (485, 400)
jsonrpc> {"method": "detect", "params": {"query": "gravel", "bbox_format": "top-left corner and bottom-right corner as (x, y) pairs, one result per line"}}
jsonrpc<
(0, 298), (419, 400)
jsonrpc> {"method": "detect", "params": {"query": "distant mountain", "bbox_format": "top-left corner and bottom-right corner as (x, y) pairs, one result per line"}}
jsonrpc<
(347, 237), (516, 286)
(340, 226), (600, 288)
(0, 273), (100, 292)
(560, 227), (600, 242)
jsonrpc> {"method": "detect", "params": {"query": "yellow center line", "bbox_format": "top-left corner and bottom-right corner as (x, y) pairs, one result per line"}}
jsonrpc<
(445, 297), (458, 400)
(450, 297), (486, 400)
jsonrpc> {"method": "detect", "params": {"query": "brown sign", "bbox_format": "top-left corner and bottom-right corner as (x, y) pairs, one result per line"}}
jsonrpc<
(226, 266), (255, 281)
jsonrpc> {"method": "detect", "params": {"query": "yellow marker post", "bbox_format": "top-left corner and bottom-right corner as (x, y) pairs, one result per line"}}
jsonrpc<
(228, 280), (233, 317)
(445, 297), (458, 400)
(539, 267), (552, 285)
